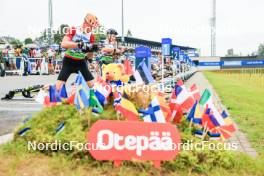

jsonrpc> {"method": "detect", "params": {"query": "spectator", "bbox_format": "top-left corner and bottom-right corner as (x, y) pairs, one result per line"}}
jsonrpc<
(22, 48), (31, 76)
(8, 47), (17, 70)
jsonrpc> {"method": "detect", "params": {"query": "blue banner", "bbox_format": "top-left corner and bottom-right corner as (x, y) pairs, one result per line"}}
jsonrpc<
(199, 62), (221, 66)
(242, 60), (264, 66)
(199, 60), (264, 67)
(135, 46), (151, 58)
(179, 51), (184, 62)
(172, 47), (180, 60)
(162, 38), (172, 45)
(162, 38), (172, 56)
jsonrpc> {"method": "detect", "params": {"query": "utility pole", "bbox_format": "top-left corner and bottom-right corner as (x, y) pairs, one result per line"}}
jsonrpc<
(121, 0), (125, 43)
(211, 0), (216, 56)
(48, 0), (53, 45)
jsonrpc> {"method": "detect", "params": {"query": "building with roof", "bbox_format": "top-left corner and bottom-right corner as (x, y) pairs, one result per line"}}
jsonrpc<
(116, 36), (197, 55)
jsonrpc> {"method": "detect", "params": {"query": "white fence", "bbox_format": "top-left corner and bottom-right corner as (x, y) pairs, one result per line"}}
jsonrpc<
(2, 57), (52, 76)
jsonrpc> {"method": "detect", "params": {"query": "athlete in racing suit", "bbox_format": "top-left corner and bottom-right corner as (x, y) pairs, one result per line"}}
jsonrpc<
(56, 13), (99, 89)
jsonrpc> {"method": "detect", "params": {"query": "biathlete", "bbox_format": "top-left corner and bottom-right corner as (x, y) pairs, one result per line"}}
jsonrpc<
(100, 28), (126, 65)
(56, 13), (99, 90)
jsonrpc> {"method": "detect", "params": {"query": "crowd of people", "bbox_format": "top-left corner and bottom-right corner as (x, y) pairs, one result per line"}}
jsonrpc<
(0, 45), (60, 75)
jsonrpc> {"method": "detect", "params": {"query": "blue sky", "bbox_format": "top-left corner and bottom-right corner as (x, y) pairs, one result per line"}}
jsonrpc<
(0, 0), (263, 56)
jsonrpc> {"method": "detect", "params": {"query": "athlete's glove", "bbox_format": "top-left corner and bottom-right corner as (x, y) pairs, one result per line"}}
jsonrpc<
(77, 41), (92, 52)
(77, 42), (99, 53)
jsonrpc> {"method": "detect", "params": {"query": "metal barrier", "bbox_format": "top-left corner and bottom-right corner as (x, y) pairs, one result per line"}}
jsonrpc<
(2, 57), (50, 76)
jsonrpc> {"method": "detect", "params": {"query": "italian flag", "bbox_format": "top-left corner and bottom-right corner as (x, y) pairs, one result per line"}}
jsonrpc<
(199, 89), (225, 126)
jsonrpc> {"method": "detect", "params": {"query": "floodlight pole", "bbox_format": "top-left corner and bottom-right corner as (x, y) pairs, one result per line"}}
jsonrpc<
(121, 0), (125, 43)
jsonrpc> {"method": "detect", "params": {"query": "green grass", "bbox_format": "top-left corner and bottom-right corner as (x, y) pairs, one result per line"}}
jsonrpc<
(204, 71), (264, 155)
(1, 104), (264, 175)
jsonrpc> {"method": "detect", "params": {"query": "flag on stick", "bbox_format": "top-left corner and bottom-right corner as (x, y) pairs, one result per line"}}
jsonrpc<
(74, 72), (90, 110)
(139, 96), (166, 123)
(113, 91), (139, 121)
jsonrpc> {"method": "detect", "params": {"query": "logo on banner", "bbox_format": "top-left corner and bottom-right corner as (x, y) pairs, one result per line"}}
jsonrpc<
(162, 38), (172, 56)
(87, 120), (181, 168)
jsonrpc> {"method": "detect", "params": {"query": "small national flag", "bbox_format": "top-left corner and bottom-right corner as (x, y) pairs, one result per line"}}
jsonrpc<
(211, 125), (236, 140)
(187, 101), (202, 124)
(199, 89), (226, 126)
(190, 84), (201, 101)
(201, 106), (221, 130)
(18, 127), (30, 136)
(94, 80), (112, 106)
(50, 85), (62, 103)
(210, 111), (236, 140)
(55, 122), (65, 134)
(35, 89), (48, 104)
(207, 131), (221, 141)
(74, 72), (90, 110)
(22, 116), (32, 124)
(113, 91), (139, 121)
(124, 59), (133, 75)
(59, 84), (68, 99)
(170, 80), (195, 112)
(221, 110), (233, 126)
(90, 89), (103, 114)
(134, 60), (155, 84)
(169, 80), (195, 123)
(42, 85), (62, 106)
(194, 129), (204, 139)
(155, 92), (172, 122)
(139, 96), (166, 123)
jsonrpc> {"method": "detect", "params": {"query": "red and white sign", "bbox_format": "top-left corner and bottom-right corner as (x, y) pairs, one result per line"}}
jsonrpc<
(87, 120), (181, 168)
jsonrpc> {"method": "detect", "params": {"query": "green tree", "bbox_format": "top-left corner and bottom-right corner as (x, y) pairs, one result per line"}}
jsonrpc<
(54, 24), (69, 44)
(24, 38), (33, 45)
(258, 43), (264, 56)
(10, 39), (23, 47)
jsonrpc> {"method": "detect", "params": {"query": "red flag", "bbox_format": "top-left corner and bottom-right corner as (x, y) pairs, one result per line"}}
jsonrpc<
(190, 84), (201, 101)
(169, 80), (194, 123)
(124, 59), (133, 75)
(113, 92), (139, 121)
(156, 92), (172, 122)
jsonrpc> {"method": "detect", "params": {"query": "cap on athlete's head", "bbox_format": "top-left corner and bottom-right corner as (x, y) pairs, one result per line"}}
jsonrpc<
(83, 13), (99, 32)
(106, 28), (118, 36)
